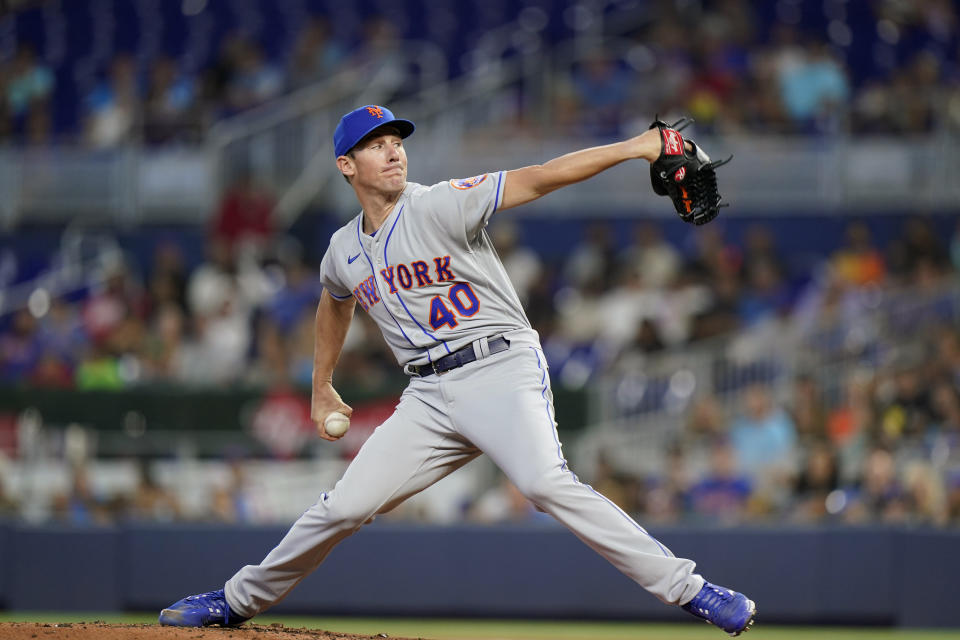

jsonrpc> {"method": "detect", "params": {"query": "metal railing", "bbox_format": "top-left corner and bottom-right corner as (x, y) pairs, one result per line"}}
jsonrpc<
(574, 277), (960, 478)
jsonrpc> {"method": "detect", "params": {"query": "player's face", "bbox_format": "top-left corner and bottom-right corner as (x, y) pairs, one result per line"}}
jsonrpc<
(344, 133), (407, 194)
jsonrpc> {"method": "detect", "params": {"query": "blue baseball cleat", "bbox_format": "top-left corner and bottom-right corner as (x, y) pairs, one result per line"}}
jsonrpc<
(682, 581), (756, 636)
(158, 588), (249, 627)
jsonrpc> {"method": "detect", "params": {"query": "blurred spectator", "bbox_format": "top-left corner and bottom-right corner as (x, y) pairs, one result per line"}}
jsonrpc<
(288, 309), (318, 387)
(951, 219), (960, 273)
(288, 17), (346, 89)
(143, 55), (201, 144)
(830, 221), (886, 287)
(740, 224), (786, 286)
(875, 362), (932, 449)
(644, 448), (693, 525)
(489, 220), (543, 307)
(691, 269), (741, 340)
(789, 374), (828, 444)
(928, 369), (960, 481)
(264, 244), (323, 334)
(737, 225), (790, 325)
(590, 452), (644, 516)
(81, 258), (144, 346)
(83, 54), (141, 147)
(948, 471), (960, 524)
(29, 350), (74, 388)
(141, 303), (200, 382)
(596, 263), (662, 359)
(887, 217), (949, 284)
(0, 309), (42, 383)
(0, 471), (18, 518)
(729, 384), (798, 478)
(185, 241), (257, 384)
(563, 222), (616, 290)
(208, 462), (257, 523)
(74, 341), (124, 390)
(618, 222), (681, 291)
(790, 441), (840, 523)
(738, 258), (789, 326)
(211, 172), (277, 257)
(145, 241), (189, 317)
(187, 238), (271, 320)
(776, 40), (849, 133)
(128, 461), (181, 522)
(246, 317), (290, 388)
(687, 443), (752, 525)
(37, 298), (87, 367)
(902, 461), (948, 526)
(350, 17), (407, 102)
(225, 40), (284, 113)
(203, 32), (247, 111)
(563, 49), (634, 138)
(51, 463), (112, 526)
(5, 43), (54, 144)
(844, 446), (908, 524)
(827, 369), (876, 450)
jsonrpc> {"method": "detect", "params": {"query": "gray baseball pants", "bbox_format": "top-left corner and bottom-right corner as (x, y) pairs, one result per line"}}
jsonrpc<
(225, 334), (704, 617)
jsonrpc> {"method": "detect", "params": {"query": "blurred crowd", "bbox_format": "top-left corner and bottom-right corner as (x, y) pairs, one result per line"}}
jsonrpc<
(1, 208), (960, 528)
(4, 205), (959, 393)
(585, 359), (960, 528)
(550, 0), (960, 137)
(2, 0), (960, 145)
(2, 0), (960, 529)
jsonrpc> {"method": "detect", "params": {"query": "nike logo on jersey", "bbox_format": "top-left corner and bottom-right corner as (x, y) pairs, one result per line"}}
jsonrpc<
(347, 253), (361, 264)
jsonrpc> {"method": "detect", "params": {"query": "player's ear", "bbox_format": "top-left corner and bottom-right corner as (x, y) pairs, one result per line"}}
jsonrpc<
(337, 155), (356, 181)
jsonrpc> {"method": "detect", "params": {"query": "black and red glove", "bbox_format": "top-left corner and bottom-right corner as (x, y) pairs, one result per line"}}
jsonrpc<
(648, 118), (732, 226)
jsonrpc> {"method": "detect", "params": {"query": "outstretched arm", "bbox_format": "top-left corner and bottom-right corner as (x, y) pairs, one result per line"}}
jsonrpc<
(311, 289), (357, 441)
(498, 128), (663, 211)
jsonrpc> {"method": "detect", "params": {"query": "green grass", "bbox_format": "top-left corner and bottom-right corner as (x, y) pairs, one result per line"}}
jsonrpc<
(0, 613), (956, 639)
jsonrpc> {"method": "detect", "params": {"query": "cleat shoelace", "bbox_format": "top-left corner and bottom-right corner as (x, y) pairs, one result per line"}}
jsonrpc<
(183, 591), (230, 624)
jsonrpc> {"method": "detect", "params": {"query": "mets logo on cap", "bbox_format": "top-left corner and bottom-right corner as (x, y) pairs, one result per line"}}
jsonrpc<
(450, 175), (488, 190)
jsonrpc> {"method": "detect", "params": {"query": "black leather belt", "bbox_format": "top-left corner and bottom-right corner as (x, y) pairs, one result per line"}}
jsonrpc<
(406, 336), (509, 377)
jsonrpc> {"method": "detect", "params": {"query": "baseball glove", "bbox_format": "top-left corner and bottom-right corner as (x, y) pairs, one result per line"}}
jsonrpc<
(648, 118), (732, 226)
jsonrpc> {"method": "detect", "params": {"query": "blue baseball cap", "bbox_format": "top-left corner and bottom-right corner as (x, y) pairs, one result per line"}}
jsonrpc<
(334, 105), (415, 158)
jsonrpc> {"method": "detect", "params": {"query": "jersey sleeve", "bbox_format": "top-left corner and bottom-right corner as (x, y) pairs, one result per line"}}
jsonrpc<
(424, 171), (506, 244)
(318, 242), (353, 300)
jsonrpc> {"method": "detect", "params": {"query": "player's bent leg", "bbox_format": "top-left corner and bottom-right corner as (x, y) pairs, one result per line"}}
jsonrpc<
(219, 390), (472, 621)
(446, 345), (697, 601)
(525, 468), (757, 635)
(513, 463), (702, 605)
(447, 344), (756, 633)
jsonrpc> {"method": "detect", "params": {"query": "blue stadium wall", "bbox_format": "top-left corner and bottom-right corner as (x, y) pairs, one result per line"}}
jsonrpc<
(0, 521), (955, 627)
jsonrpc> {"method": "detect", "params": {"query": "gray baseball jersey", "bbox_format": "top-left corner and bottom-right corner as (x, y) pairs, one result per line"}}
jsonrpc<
(317, 172), (530, 367)
(224, 172), (705, 618)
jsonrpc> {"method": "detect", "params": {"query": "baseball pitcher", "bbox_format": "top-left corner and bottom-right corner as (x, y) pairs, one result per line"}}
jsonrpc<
(159, 105), (754, 636)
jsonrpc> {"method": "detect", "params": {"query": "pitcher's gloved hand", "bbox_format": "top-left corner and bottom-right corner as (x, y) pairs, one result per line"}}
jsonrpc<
(648, 118), (732, 226)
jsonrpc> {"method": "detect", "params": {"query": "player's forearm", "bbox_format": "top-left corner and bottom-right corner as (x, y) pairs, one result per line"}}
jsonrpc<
(500, 129), (661, 209)
(312, 290), (355, 385)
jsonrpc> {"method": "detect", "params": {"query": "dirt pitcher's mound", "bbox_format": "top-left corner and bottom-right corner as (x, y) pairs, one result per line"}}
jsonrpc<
(0, 622), (426, 640)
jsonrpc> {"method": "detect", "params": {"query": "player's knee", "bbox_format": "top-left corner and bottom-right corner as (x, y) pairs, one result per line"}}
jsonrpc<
(516, 467), (565, 507)
(322, 496), (377, 530)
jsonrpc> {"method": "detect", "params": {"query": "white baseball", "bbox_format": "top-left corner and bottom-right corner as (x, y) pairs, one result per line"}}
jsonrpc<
(324, 411), (351, 437)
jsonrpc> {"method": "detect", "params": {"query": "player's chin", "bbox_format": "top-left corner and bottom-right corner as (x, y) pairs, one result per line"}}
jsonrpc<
(381, 174), (406, 190)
